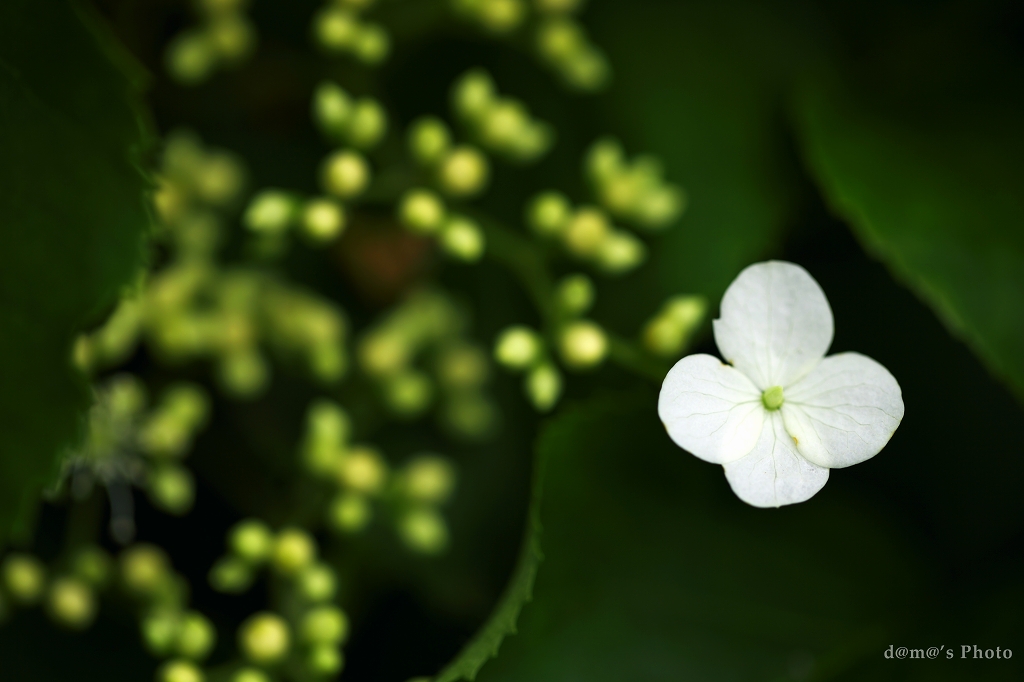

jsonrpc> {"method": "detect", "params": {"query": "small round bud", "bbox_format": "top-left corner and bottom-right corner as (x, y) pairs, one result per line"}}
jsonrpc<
(398, 508), (449, 554)
(71, 546), (112, 587)
(208, 557), (254, 594)
(525, 363), (562, 411)
(398, 189), (446, 234)
(244, 191), (297, 235)
(307, 644), (344, 676)
(301, 198), (346, 243)
(337, 446), (388, 494)
(158, 659), (204, 682)
(401, 456), (455, 504)
(408, 117), (451, 166)
(321, 150), (370, 199)
(526, 192), (572, 236)
(494, 326), (542, 370)
(347, 98), (387, 149)
(314, 8), (359, 51)
(47, 577), (96, 629)
(359, 332), (410, 377)
(665, 295), (707, 328)
(230, 520), (275, 564)
(313, 82), (352, 138)
(120, 545), (170, 596)
(536, 18), (583, 61)
(563, 207), (610, 258)
(479, 100), (529, 151)
(142, 610), (182, 656)
(238, 613), (291, 665)
(217, 348), (270, 398)
(195, 152), (245, 205)
(354, 24), (390, 64)
(585, 138), (624, 183)
(328, 493), (371, 532)
(384, 371), (434, 416)
(177, 611), (217, 660)
(300, 605), (349, 645)
(147, 464), (196, 516)
(436, 344), (488, 389)
(437, 146), (489, 197)
(165, 31), (216, 86)
(558, 320), (608, 369)
(643, 295), (706, 357)
(562, 48), (610, 91)
(207, 16), (257, 63)
(451, 70), (496, 121)
(232, 669), (271, 682)
(478, 0), (526, 33)
(440, 216), (485, 261)
(596, 230), (646, 273)
(634, 186), (685, 228)
(272, 528), (317, 576)
(555, 274), (594, 316)
(296, 563), (337, 603)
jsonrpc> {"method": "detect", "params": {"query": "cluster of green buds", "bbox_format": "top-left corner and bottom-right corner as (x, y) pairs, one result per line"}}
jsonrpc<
(0, 547), (111, 631)
(585, 138), (686, 229)
(118, 545), (216, 682)
(298, 400), (458, 553)
(207, 523), (351, 678)
(312, 0), (389, 65)
(526, 193), (646, 274)
(357, 290), (496, 435)
(165, 0), (258, 86)
(493, 273), (608, 411)
(451, 69), (553, 163)
(641, 295), (708, 358)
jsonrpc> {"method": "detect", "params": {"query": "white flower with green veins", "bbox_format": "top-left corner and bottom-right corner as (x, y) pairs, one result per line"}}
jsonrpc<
(658, 261), (904, 507)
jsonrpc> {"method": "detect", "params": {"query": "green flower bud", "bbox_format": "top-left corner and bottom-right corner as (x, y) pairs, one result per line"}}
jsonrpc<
(157, 659), (204, 682)
(440, 393), (497, 439)
(525, 362), (562, 411)
(642, 295), (706, 357)
(328, 493), (371, 533)
(147, 464), (196, 516)
(312, 82), (352, 139)
(70, 546), (112, 588)
(207, 16), (257, 63)
(307, 643), (344, 676)
(440, 215), (485, 261)
(451, 69), (496, 121)
(165, 31), (216, 86)
(354, 24), (390, 64)
(558, 320), (608, 369)
(596, 230), (646, 274)
(244, 191), (298, 235)
(301, 198), (346, 243)
(437, 146), (489, 197)
(526, 191), (572, 236)
(494, 326), (542, 370)
(232, 668), (271, 682)
(562, 206), (610, 258)
(230, 520), (275, 564)
(337, 446), (388, 494)
(479, 100), (529, 150)
(384, 370), (434, 416)
(477, 0), (526, 33)
(398, 189), (446, 234)
(536, 18), (583, 61)
(300, 605), (349, 645)
(436, 344), (488, 389)
(555, 274), (594, 316)
(401, 456), (455, 504)
(296, 563), (337, 603)
(561, 47), (610, 91)
(238, 613), (291, 665)
(177, 611), (217, 660)
(121, 545), (171, 596)
(359, 331), (410, 377)
(398, 508), (449, 554)
(408, 117), (451, 166)
(217, 348), (270, 399)
(272, 528), (317, 576)
(634, 185), (686, 228)
(310, 342), (347, 383)
(347, 98), (387, 149)
(584, 137), (623, 183)
(321, 150), (370, 199)
(47, 577), (96, 629)
(314, 8), (360, 51)
(142, 609), (182, 656)
(209, 556), (255, 594)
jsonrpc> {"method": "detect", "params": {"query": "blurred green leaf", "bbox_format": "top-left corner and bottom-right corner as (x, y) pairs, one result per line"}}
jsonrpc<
(794, 78), (1024, 404)
(439, 391), (931, 681)
(0, 0), (151, 544)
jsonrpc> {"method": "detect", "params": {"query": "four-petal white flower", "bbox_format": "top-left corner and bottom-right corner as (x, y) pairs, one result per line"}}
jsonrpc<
(658, 261), (904, 507)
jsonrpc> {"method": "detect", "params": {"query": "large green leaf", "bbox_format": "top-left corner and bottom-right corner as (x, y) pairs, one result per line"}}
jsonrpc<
(794, 79), (1024, 404)
(0, 0), (152, 543)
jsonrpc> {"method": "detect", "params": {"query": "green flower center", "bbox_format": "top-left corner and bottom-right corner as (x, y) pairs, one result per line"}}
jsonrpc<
(762, 385), (784, 411)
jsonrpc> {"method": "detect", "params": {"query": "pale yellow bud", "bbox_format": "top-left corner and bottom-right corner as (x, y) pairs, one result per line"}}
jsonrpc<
(494, 326), (542, 370)
(321, 150), (370, 199)
(301, 198), (346, 242)
(440, 215), (485, 261)
(596, 230), (646, 273)
(238, 613), (290, 665)
(398, 189), (446, 234)
(438, 146), (489, 197)
(558, 320), (607, 369)
(563, 206), (610, 258)
(525, 362), (562, 411)
(272, 528), (317, 576)
(337, 446), (388, 494)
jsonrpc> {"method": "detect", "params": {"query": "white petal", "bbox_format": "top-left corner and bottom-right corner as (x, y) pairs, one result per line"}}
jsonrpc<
(723, 412), (829, 507)
(781, 352), (904, 469)
(712, 261), (834, 389)
(658, 354), (764, 464)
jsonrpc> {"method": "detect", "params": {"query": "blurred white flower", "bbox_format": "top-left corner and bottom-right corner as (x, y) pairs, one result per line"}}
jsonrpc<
(658, 261), (904, 507)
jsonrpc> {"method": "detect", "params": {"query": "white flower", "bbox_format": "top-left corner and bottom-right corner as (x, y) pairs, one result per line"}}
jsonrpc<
(658, 261), (904, 507)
